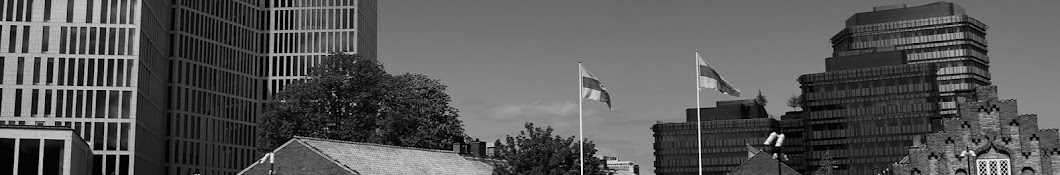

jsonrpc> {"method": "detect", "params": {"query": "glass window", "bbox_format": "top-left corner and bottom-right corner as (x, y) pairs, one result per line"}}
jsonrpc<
(43, 139), (64, 175)
(14, 89), (22, 117)
(95, 90), (106, 118)
(18, 139), (40, 175)
(0, 138), (14, 173)
(94, 122), (104, 149)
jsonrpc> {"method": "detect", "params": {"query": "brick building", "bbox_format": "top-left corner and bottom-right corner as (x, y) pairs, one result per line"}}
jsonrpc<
(890, 86), (1060, 175)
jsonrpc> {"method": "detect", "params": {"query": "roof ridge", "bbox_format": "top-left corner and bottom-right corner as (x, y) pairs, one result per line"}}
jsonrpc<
(294, 136), (458, 154)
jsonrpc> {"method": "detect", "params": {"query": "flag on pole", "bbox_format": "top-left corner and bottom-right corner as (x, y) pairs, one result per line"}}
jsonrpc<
(696, 52), (741, 97)
(580, 64), (612, 110)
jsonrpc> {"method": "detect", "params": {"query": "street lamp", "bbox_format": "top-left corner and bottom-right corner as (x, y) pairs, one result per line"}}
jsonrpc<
(959, 147), (977, 174)
(764, 132), (786, 175)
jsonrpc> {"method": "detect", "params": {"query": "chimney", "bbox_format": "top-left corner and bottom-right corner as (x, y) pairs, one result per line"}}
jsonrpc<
(469, 141), (486, 157)
(485, 142), (496, 157)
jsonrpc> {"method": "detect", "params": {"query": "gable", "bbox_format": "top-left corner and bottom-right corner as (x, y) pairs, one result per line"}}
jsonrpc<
(240, 141), (354, 175)
(729, 152), (801, 175)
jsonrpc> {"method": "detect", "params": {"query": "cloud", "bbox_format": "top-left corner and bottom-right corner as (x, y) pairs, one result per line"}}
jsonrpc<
(486, 100), (581, 119)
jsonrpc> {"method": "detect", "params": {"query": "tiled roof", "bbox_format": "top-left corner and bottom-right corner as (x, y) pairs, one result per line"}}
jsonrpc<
(728, 151), (801, 175)
(296, 137), (494, 175)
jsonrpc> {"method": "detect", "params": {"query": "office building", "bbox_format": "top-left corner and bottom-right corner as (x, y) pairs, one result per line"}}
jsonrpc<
(794, 2), (992, 174)
(601, 156), (639, 175)
(652, 99), (779, 175)
(0, 125), (93, 175)
(799, 63), (942, 174)
(828, 2), (991, 115)
(891, 86), (1060, 175)
(0, 0), (377, 174)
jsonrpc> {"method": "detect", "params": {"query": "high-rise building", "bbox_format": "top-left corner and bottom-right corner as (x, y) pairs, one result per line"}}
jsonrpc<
(0, 0), (377, 174)
(652, 99), (778, 175)
(828, 2), (990, 115)
(799, 63), (942, 174)
(795, 2), (992, 174)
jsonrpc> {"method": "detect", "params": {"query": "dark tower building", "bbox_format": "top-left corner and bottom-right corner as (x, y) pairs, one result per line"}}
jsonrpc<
(798, 2), (992, 174)
(828, 2), (990, 115)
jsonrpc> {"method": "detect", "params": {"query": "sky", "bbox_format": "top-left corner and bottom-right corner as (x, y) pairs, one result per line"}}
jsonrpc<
(376, 1), (1060, 174)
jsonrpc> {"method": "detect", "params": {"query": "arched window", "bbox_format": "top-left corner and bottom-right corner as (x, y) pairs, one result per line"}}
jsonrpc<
(976, 159), (1012, 175)
(1020, 167), (1035, 175)
(955, 169), (968, 175)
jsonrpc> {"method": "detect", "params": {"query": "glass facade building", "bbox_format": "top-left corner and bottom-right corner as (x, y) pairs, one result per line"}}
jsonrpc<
(653, 100), (779, 175)
(828, 2), (991, 115)
(0, 0), (376, 174)
(791, 3), (995, 174)
(799, 63), (942, 174)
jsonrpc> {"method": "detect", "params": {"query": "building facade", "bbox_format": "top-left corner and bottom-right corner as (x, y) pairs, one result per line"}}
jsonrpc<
(0, 125), (93, 175)
(653, 100), (778, 175)
(798, 63), (943, 174)
(792, 2), (993, 174)
(828, 2), (991, 115)
(0, 0), (377, 174)
(891, 86), (1060, 175)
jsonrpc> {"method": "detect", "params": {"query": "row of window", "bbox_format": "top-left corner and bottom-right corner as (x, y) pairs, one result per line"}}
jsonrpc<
(854, 26), (985, 43)
(167, 139), (257, 173)
(172, 60), (259, 99)
(270, 0), (360, 8)
(176, 8), (263, 52)
(800, 64), (935, 83)
(180, 0), (266, 29)
(657, 157), (744, 169)
(53, 121), (131, 151)
(266, 78), (304, 99)
(656, 137), (766, 148)
(806, 103), (938, 121)
(272, 8), (358, 30)
(90, 154), (130, 175)
(849, 15), (987, 34)
(655, 145), (774, 155)
(171, 87), (258, 123)
(1, 57), (134, 87)
(173, 35), (261, 76)
(2, 88), (133, 118)
(807, 76), (933, 93)
(0, 25), (138, 55)
(0, 138), (66, 175)
(272, 31), (356, 53)
(656, 132), (767, 142)
(0, 0), (137, 24)
(269, 55), (322, 77)
(168, 113), (255, 146)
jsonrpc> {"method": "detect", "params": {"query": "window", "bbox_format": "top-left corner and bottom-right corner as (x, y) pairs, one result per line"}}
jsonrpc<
(43, 139), (65, 175)
(18, 139), (41, 175)
(976, 159), (1011, 175)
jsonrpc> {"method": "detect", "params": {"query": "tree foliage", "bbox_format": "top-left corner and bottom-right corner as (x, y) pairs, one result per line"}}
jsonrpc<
(257, 53), (465, 151)
(755, 89), (768, 106)
(493, 122), (605, 175)
(813, 151), (835, 175)
(786, 92), (801, 110)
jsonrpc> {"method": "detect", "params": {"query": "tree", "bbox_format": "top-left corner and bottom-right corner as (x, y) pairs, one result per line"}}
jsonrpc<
(786, 92), (801, 110)
(257, 53), (466, 151)
(493, 122), (605, 175)
(813, 151), (835, 175)
(755, 89), (768, 106)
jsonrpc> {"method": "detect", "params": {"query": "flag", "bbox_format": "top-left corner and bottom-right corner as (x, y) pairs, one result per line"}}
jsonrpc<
(697, 51), (741, 97)
(580, 64), (612, 110)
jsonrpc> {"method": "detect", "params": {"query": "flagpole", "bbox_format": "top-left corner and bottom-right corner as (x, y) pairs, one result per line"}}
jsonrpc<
(578, 62), (585, 175)
(695, 51), (703, 175)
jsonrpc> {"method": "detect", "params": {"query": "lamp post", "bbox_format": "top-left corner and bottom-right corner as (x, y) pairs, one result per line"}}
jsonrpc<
(764, 132), (786, 175)
(960, 147), (977, 174)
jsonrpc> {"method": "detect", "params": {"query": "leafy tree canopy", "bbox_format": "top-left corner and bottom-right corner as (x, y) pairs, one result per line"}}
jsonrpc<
(257, 53), (465, 151)
(493, 122), (605, 175)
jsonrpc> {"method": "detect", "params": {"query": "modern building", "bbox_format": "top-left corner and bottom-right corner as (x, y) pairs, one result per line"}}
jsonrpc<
(238, 136), (495, 175)
(601, 156), (639, 175)
(798, 63), (943, 174)
(828, 2), (991, 115)
(0, 125), (93, 175)
(778, 111), (807, 172)
(652, 99), (779, 175)
(890, 86), (1060, 175)
(793, 2), (992, 174)
(0, 0), (377, 174)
